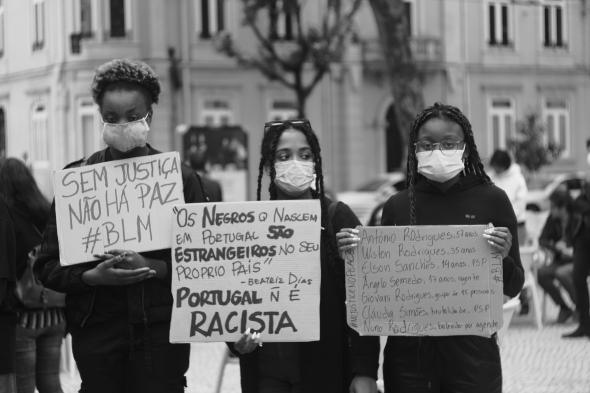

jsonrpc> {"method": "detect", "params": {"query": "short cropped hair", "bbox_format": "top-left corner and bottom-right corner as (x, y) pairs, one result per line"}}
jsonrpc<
(91, 59), (160, 105)
(489, 149), (512, 171)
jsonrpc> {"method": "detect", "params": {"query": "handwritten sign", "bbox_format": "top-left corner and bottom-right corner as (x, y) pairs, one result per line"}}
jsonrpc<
(169, 200), (321, 343)
(345, 225), (503, 337)
(53, 152), (184, 265)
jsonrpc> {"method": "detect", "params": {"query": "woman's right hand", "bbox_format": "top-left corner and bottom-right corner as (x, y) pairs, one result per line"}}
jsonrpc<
(233, 330), (262, 355)
(82, 254), (156, 286)
(336, 228), (361, 256)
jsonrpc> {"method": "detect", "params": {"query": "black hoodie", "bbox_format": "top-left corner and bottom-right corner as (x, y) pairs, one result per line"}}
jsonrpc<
(350, 174), (524, 391)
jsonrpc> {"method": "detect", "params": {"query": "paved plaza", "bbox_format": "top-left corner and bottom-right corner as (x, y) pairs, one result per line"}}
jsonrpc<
(58, 312), (589, 393)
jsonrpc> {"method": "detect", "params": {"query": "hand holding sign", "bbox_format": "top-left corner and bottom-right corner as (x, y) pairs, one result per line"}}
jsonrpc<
(336, 227), (361, 255)
(82, 255), (156, 286)
(482, 225), (512, 258)
(234, 329), (263, 355)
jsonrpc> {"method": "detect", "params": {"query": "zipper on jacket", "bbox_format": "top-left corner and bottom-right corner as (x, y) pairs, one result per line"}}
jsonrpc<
(80, 289), (97, 327)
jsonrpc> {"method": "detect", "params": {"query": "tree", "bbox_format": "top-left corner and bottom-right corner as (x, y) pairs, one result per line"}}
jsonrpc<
(368, 0), (424, 168)
(508, 113), (562, 173)
(214, 0), (362, 118)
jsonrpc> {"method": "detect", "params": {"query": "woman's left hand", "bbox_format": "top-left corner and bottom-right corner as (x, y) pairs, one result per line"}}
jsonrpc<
(483, 225), (512, 259)
(95, 249), (149, 270)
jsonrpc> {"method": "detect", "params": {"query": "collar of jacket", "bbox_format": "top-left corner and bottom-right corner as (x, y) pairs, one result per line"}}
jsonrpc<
(414, 173), (487, 194)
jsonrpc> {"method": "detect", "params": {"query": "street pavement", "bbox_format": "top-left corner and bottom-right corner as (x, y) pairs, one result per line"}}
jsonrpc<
(59, 311), (589, 393)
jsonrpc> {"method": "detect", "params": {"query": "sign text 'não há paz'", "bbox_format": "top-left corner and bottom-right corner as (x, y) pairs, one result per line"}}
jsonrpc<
(53, 152), (184, 265)
(170, 200), (321, 342)
(345, 225), (503, 337)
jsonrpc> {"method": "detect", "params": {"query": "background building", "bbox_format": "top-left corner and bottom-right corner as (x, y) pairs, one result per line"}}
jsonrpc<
(0, 0), (589, 199)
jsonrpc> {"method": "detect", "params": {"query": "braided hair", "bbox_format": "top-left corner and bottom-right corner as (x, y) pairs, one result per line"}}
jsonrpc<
(406, 102), (491, 224)
(256, 120), (338, 264)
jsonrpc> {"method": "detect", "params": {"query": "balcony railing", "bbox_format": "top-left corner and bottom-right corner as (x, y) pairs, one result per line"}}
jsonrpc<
(362, 36), (443, 69)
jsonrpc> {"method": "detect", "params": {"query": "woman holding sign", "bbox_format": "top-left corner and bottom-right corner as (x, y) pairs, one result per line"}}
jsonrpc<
(232, 119), (379, 393)
(34, 59), (207, 393)
(338, 103), (524, 393)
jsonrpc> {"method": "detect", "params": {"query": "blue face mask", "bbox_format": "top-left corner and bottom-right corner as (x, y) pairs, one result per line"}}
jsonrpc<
(102, 115), (150, 153)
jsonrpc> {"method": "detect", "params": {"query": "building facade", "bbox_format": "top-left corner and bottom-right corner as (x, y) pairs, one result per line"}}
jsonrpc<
(0, 0), (589, 199)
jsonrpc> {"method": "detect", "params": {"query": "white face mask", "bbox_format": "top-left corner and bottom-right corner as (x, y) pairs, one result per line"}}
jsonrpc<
(274, 160), (315, 196)
(102, 115), (150, 153)
(417, 148), (465, 183)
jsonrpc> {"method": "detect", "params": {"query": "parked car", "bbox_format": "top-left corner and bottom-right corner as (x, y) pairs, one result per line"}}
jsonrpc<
(336, 172), (406, 225)
(525, 172), (585, 211)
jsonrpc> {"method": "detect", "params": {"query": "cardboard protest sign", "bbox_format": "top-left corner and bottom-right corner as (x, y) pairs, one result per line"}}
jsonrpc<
(53, 152), (184, 265)
(344, 225), (503, 337)
(170, 200), (321, 343)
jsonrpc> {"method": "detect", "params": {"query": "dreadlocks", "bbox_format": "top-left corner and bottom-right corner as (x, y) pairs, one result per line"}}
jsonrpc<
(406, 102), (491, 224)
(256, 121), (326, 204)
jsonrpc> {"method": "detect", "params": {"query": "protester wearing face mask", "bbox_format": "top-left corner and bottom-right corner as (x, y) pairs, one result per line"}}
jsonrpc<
(230, 119), (379, 393)
(337, 103), (524, 393)
(34, 59), (207, 393)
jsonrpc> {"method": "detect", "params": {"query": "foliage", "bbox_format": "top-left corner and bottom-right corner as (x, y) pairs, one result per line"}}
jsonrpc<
(214, 0), (362, 117)
(508, 113), (562, 173)
(367, 0), (424, 169)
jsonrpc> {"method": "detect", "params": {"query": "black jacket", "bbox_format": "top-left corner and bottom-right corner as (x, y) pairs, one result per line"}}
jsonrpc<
(236, 200), (379, 393)
(0, 196), (16, 310)
(358, 174), (525, 391)
(35, 146), (206, 329)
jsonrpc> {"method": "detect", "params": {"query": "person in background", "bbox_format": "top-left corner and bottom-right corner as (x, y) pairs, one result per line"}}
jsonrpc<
(232, 119), (378, 393)
(489, 149), (530, 315)
(338, 103), (524, 393)
(536, 188), (576, 324)
(489, 149), (528, 245)
(188, 149), (223, 202)
(34, 59), (207, 392)
(0, 158), (65, 393)
(0, 195), (17, 393)
(562, 174), (590, 338)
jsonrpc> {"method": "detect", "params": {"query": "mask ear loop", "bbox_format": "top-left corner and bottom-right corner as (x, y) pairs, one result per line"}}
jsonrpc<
(461, 146), (468, 176)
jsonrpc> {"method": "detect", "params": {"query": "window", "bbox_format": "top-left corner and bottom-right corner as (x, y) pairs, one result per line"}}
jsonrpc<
(543, 0), (566, 48)
(30, 102), (49, 162)
(197, 0), (225, 39)
(268, 100), (298, 121)
(0, 0), (5, 57)
(543, 98), (570, 157)
(269, 0), (295, 41)
(0, 107), (5, 159)
(78, 100), (101, 158)
(109, 0), (126, 37)
(73, 0), (93, 38)
(200, 99), (233, 126)
(32, 0), (45, 51)
(488, 98), (515, 153)
(487, 1), (512, 47)
(403, 0), (413, 37)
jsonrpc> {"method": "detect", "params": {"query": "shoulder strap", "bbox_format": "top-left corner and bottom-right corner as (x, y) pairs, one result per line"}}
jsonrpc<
(327, 200), (338, 229)
(195, 173), (211, 202)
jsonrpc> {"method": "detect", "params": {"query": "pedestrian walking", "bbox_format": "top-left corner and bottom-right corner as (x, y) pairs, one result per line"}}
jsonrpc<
(34, 58), (207, 393)
(337, 103), (524, 393)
